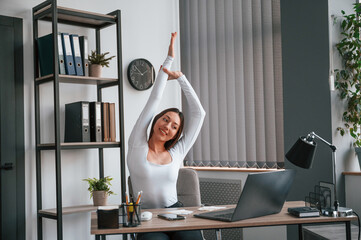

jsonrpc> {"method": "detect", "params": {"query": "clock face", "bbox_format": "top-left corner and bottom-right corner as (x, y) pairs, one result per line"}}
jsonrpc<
(127, 59), (155, 91)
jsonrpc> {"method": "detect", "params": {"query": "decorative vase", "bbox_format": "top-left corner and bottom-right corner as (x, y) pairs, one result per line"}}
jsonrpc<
(355, 147), (361, 169)
(89, 64), (102, 77)
(92, 191), (108, 206)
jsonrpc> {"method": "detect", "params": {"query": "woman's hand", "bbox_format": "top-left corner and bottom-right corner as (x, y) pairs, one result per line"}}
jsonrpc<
(168, 32), (177, 58)
(163, 68), (183, 80)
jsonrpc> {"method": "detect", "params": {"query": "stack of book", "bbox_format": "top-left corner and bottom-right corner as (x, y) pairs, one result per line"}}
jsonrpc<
(64, 101), (116, 143)
(37, 33), (89, 77)
(288, 207), (320, 218)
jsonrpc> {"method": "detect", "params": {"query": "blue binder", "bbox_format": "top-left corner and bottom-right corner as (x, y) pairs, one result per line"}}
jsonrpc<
(61, 33), (76, 75)
(70, 34), (84, 76)
(57, 34), (66, 75)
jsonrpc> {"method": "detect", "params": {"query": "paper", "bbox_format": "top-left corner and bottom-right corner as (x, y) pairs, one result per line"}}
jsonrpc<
(98, 206), (118, 210)
(166, 209), (193, 215)
(198, 206), (227, 211)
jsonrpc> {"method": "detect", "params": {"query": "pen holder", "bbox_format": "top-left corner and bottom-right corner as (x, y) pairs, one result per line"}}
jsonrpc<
(119, 203), (141, 227)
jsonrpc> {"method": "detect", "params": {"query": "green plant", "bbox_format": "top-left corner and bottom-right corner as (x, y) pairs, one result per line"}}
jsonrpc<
(83, 176), (115, 198)
(335, 3), (361, 147)
(88, 50), (115, 67)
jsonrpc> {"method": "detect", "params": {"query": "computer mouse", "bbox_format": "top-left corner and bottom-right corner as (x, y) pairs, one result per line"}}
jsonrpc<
(141, 211), (152, 221)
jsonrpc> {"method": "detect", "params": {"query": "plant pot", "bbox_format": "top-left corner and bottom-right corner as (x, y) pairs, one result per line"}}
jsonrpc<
(355, 147), (361, 169)
(92, 191), (108, 206)
(89, 64), (102, 77)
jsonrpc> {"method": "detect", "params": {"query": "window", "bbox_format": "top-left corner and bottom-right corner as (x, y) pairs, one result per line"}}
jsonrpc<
(180, 0), (284, 168)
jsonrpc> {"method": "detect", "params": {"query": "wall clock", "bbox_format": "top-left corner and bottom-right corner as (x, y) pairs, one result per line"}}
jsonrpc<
(127, 58), (155, 91)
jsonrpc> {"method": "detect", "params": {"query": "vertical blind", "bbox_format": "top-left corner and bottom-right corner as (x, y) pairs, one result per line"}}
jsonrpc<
(179, 0), (284, 168)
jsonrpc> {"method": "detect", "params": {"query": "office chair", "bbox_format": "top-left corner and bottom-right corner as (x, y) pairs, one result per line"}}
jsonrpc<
(176, 168), (202, 207)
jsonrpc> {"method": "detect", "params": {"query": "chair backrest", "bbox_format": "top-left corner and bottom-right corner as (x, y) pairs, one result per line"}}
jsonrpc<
(176, 168), (201, 207)
(127, 168), (201, 207)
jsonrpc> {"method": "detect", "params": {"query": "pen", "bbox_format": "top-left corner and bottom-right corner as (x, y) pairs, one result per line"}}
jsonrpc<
(125, 193), (130, 222)
(135, 191), (142, 205)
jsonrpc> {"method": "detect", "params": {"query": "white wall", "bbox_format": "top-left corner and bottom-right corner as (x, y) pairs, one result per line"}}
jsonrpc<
(345, 175), (361, 217)
(0, 0), (180, 239)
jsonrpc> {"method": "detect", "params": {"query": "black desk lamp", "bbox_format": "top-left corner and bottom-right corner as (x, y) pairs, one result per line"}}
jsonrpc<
(286, 131), (352, 217)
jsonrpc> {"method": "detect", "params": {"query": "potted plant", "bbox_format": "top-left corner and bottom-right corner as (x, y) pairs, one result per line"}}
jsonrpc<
(88, 50), (115, 77)
(335, 3), (361, 166)
(83, 176), (115, 206)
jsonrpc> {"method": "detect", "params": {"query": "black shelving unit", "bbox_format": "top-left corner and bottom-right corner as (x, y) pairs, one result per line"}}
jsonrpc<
(32, 1), (126, 239)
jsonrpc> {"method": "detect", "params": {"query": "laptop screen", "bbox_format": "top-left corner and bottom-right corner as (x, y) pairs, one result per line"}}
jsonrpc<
(231, 169), (296, 221)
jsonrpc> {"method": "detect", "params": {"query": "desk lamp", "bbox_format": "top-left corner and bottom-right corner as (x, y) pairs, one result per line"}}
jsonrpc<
(285, 131), (353, 217)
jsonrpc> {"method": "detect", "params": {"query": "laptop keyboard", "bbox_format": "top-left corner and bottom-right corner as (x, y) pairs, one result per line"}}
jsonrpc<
(213, 212), (233, 220)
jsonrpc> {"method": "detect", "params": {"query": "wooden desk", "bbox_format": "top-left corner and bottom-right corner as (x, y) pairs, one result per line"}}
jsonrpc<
(91, 201), (357, 240)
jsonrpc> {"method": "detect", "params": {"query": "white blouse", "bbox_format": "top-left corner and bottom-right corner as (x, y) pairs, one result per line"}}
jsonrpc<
(127, 56), (205, 209)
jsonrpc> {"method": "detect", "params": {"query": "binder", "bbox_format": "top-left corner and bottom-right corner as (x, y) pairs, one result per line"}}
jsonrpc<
(57, 33), (66, 75)
(109, 103), (116, 142)
(79, 36), (89, 76)
(37, 33), (66, 76)
(64, 101), (90, 142)
(101, 102), (110, 142)
(70, 34), (84, 76)
(89, 102), (102, 142)
(61, 33), (76, 75)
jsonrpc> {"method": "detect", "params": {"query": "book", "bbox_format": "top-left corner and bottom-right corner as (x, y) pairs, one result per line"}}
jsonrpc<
(288, 207), (320, 218)
(101, 102), (110, 142)
(109, 103), (116, 142)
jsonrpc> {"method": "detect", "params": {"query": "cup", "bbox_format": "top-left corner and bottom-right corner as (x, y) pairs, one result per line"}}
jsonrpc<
(119, 203), (141, 227)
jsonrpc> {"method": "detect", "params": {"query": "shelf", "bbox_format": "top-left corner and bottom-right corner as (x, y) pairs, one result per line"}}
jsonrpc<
(34, 5), (116, 28)
(37, 142), (121, 150)
(39, 205), (98, 217)
(33, 2), (125, 238)
(39, 204), (121, 217)
(35, 74), (118, 86)
(343, 172), (361, 176)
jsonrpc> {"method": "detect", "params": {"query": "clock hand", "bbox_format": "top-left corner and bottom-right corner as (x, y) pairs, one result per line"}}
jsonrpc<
(143, 66), (154, 77)
(134, 65), (143, 75)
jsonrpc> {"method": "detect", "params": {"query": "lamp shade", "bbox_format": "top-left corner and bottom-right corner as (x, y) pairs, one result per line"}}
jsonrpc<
(285, 137), (316, 169)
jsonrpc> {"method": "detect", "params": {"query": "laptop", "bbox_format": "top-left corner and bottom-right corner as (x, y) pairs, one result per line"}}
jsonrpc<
(194, 169), (296, 222)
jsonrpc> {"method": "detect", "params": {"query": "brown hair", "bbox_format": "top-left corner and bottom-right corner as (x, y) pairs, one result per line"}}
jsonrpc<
(149, 108), (184, 150)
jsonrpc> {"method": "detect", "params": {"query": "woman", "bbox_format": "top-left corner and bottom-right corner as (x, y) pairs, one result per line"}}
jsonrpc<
(127, 32), (205, 240)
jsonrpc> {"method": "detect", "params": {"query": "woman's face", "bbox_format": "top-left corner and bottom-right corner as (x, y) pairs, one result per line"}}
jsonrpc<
(152, 111), (181, 142)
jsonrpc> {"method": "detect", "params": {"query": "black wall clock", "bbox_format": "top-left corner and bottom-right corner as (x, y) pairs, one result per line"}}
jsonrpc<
(127, 58), (155, 91)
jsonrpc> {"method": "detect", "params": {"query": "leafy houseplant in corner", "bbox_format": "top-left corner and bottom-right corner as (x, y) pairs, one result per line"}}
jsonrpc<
(88, 50), (115, 77)
(335, 3), (361, 167)
(83, 176), (115, 206)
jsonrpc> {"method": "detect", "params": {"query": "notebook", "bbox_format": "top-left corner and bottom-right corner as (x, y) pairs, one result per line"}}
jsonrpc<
(194, 169), (296, 222)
